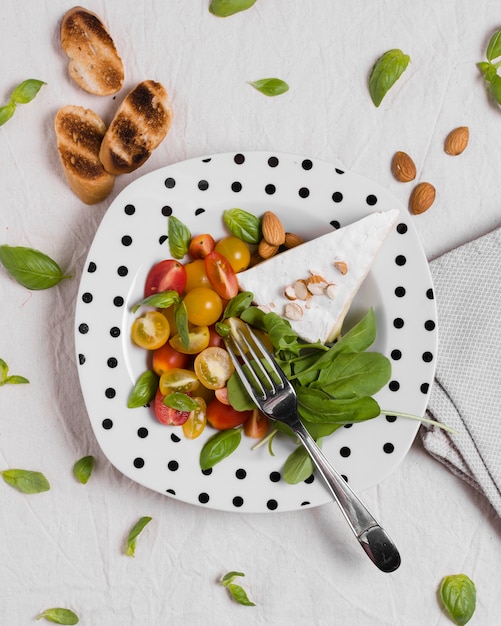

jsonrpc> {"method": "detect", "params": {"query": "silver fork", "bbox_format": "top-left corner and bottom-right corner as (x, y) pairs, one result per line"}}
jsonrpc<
(224, 322), (401, 573)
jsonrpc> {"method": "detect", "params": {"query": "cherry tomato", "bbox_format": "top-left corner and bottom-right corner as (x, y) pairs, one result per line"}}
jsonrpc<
(161, 306), (178, 336)
(183, 287), (223, 327)
(159, 368), (200, 395)
(204, 251), (239, 299)
(184, 259), (211, 292)
(169, 325), (210, 354)
(215, 236), (251, 273)
(215, 387), (230, 405)
(182, 397), (207, 439)
(154, 389), (190, 425)
(194, 346), (234, 390)
(208, 325), (225, 348)
(144, 259), (187, 297)
(131, 311), (170, 350)
(189, 234), (216, 259)
(206, 397), (252, 430)
(244, 409), (269, 438)
(152, 342), (190, 375)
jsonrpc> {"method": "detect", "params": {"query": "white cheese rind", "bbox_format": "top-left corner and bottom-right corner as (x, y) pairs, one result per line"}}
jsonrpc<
(237, 209), (399, 343)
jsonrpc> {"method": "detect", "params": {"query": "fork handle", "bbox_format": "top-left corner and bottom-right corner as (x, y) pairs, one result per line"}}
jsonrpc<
(291, 419), (401, 573)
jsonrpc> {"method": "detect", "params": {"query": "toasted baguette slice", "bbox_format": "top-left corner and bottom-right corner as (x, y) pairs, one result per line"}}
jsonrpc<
(99, 80), (173, 175)
(55, 105), (115, 204)
(60, 6), (124, 96)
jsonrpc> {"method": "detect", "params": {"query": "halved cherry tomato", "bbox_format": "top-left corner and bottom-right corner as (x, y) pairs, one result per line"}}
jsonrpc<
(244, 409), (269, 438)
(169, 325), (210, 354)
(152, 342), (190, 375)
(215, 236), (251, 273)
(182, 397), (207, 439)
(159, 368), (200, 395)
(144, 259), (187, 297)
(131, 311), (170, 350)
(194, 346), (234, 390)
(215, 387), (230, 404)
(184, 259), (211, 292)
(188, 234), (215, 259)
(154, 389), (190, 425)
(204, 251), (239, 299)
(183, 287), (223, 327)
(206, 397), (253, 430)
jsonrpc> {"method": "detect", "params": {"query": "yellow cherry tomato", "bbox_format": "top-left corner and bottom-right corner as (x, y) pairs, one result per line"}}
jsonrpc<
(184, 259), (211, 292)
(159, 368), (200, 395)
(131, 311), (170, 350)
(184, 287), (223, 327)
(182, 397), (208, 439)
(194, 346), (234, 390)
(169, 325), (210, 354)
(214, 236), (251, 273)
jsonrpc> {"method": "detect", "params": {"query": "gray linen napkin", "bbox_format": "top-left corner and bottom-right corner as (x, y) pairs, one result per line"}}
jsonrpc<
(420, 227), (501, 517)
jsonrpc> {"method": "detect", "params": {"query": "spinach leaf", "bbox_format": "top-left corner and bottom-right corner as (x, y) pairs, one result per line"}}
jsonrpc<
(296, 387), (380, 424)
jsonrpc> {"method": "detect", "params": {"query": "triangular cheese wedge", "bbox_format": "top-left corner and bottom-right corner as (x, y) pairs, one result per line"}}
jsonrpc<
(237, 209), (399, 344)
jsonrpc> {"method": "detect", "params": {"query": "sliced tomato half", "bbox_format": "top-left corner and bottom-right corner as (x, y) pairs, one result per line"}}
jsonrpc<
(144, 259), (187, 297)
(204, 251), (239, 300)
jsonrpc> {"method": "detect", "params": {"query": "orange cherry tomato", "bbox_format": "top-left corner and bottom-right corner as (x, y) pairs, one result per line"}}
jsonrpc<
(215, 236), (251, 273)
(144, 259), (187, 297)
(206, 397), (253, 430)
(244, 409), (269, 438)
(184, 259), (211, 292)
(154, 389), (190, 425)
(131, 311), (170, 350)
(152, 343), (190, 375)
(169, 325), (210, 354)
(182, 397), (207, 439)
(189, 234), (216, 259)
(183, 287), (223, 327)
(204, 251), (239, 299)
(194, 346), (234, 390)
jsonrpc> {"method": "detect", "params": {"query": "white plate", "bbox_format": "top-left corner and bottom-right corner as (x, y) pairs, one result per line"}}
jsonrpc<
(74, 151), (437, 513)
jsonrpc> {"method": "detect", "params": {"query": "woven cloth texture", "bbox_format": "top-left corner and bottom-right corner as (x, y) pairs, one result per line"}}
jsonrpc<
(421, 227), (501, 516)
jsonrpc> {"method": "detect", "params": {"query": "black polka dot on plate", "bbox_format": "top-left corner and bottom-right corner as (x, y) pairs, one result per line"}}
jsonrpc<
(107, 357), (118, 368)
(341, 474), (349, 483)
(397, 223), (408, 234)
(166, 488), (176, 495)
(195, 208), (205, 216)
(164, 177), (176, 189)
(124, 204), (135, 215)
(335, 168), (344, 174)
(267, 156), (279, 167)
(234, 153), (245, 164)
(231, 181), (242, 192)
(393, 317), (404, 329)
(425, 320), (436, 331)
(389, 380), (400, 391)
(159, 235), (168, 245)
(232, 496), (244, 508)
(332, 192), (343, 203)
(78, 323), (89, 334)
(304, 474), (314, 484)
(198, 180), (209, 191)
(171, 433), (181, 443)
(265, 184), (276, 195)
(87, 262), (97, 273)
(422, 351), (434, 363)
(395, 286), (406, 297)
(133, 457), (144, 468)
(199, 493), (210, 504)
(302, 159), (313, 170)
(395, 255), (407, 266)
(330, 220), (340, 229)
(102, 418), (113, 429)
(386, 415), (397, 423)
(344, 423), (353, 429)
(81, 292), (93, 303)
(117, 266), (128, 277)
(267, 499), (278, 510)
(269, 471), (281, 482)
(113, 296), (124, 307)
(78, 354), (85, 365)
(426, 288), (434, 300)
(236, 468), (246, 479)
(391, 349), (402, 360)
(105, 388), (116, 399)
(298, 187), (310, 198)
(366, 194), (378, 206)
(162, 206), (173, 216)
(340, 446), (351, 458)
(202, 468), (212, 476)
(168, 460), (179, 471)
(420, 382), (430, 394)
(383, 443), (395, 454)
(110, 327), (121, 337)
(121, 235), (132, 246)
(137, 427), (148, 438)
(301, 501), (311, 506)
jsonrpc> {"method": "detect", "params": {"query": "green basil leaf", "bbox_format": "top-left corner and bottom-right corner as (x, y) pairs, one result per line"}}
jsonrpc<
(0, 358), (8, 381)
(314, 352), (391, 398)
(486, 28), (501, 61)
(209, 0), (257, 17)
(221, 571), (245, 586)
(0, 245), (70, 290)
(10, 79), (46, 104)
(163, 392), (198, 412)
(439, 574), (476, 626)
(36, 607), (79, 624)
(125, 516), (152, 557)
(0, 102), (16, 126)
(369, 49), (410, 107)
(478, 61), (497, 82)
(249, 78), (289, 97)
(200, 428), (242, 470)
(2, 469), (50, 493)
(215, 321), (230, 337)
(240, 305), (266, 329)
(296, 387), (380, 424)
(131, 290), (180, 313)
(175, 300), (190, 349)
(3, 374), (30, 385)
(282, 444), (314, 485)
(228, 583), (256, 606)
(227, 372), (256, 411)
(223, 291), (254, 318)
(168, 216), (191, 259)
(127, 370), (159, 408)
(488, 74), (501, 105)
(223, 209), (261, 244)
(72, 455), (95, 484)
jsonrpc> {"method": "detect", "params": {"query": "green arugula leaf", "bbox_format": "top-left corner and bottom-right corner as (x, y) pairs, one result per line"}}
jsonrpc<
(249, 78), (289, 97)
(163, 392), (198, 412)
(36, 607), (79, 624)
(369, 49), (410, 107)
(127, 370), (159, 408)
(439, 574), (476, 626)
(10, 79), (46, 104)
(220, 571), (255, 606)
(125, 516), (152, 557)
(223, 209), (261, 244)
(72, 455), (95, 484)
(0, 245), (71, 290)
(168, 216), (191, 259)
(131, 290), (180, 313)
(486, 27), (501, 61)
(200, 428), (242, 470)
(2, 469), (50, 494)
(209, 0), (257, 17)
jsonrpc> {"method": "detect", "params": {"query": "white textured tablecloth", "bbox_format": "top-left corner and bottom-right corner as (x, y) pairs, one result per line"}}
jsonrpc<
(1, 2), (501, 625)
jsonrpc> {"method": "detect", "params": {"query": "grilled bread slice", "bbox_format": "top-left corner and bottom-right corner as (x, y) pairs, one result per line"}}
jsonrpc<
(60, 6), (124, 96)
(99, 80), (173, 175)
(54, 105), (115, 204)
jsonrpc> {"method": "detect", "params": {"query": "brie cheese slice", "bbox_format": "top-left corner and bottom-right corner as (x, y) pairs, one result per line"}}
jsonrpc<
(237, 209), (399, 344)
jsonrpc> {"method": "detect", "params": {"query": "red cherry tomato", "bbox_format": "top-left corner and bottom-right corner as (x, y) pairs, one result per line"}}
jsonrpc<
(208, 325), (225, 348)
(188, 234), (216, 259)
(204, 251), (239, 299)
(244, 409), (269, 438)
(144, 259), (187, 297)
(152, 343), (190, 375)
(206, 397), (252, 430)
(154, 389), (190, 425)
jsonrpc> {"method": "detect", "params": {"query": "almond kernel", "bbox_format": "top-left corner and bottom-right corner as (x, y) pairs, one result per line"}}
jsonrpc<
(284, 302), (304, 321)
(262, 211), (285, 246)
(392, 151), (417, 182)
(444, 126), (469, 156)
(409, 182), (436, 215)
(258, 239), (279, 259)
(284, 232), (304, 248)
(334, 261), (348, 275)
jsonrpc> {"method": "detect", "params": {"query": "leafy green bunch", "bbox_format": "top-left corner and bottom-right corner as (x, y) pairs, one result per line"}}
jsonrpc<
(478, 27), (501, 105)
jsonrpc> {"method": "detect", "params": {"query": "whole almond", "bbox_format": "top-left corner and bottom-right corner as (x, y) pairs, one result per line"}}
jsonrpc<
(409, 182), (436, 215)
(262, 211), (285, 246)
(284, 232), (304, 248)
(392, 151), (416, 182)
(444, 126), (469, 156)
(258, 239), (279, 259)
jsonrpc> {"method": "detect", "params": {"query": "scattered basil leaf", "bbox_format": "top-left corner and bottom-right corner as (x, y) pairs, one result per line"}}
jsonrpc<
(249, 78), (289, 97)
(478, 61), (497, 81)
(486, 27), (501, 62)
(223, 209), (261, 244)
(127, 370), (159, 408)
(215, 321), (231, 337)
(220, 571), (255, 606)
(488, 74), (501, 104)
(1, 469), (50, 494)
(36, 607), (79, 624)
(125, 516), (152, 557)
(282, 444), (314, 485)
(439, 574), (476, 626)
(131, 290), (180, 313)
(0, 245), (70, 290)
(0, 357), (29, 386)
(72, 455), (95, 484)
(209, 0), (257, 17)
(168, 216), (191, 259)
(200, 428), (242, 470)
(0, 102), (16, 126)
(163, 392), (198, 412)
(223, 291), (254, 319)
(369, 49), (410, 107)
(175, 300), (190, 349)
(10, 79), (46, 105)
